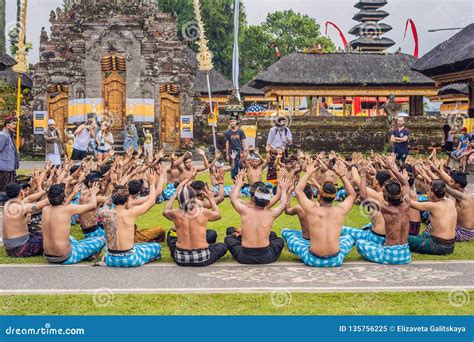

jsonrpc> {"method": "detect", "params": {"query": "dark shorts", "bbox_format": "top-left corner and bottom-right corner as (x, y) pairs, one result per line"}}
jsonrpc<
(4, 232), (44, 258)
(71, 148), (88, 161)
(408, 231), (455, 255)
(224, 228), (284, 264)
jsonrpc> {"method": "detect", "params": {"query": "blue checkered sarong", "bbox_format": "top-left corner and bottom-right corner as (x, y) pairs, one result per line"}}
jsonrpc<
(282, 228), (354, 267)
(335, 189), (348, 201)
(162, 183), (177, 200)
(355, 239), (411, 265)
(84, 226), (106, 239)
(62, 236), (106, 265)
(341, 224), (385, 245)
(213, 185), (233, 197)
(104, 243), (161, 268)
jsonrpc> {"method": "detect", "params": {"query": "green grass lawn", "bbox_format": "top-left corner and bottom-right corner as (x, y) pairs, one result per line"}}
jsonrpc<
(1, 292), (472, 315)
(1, 171), (473, 264)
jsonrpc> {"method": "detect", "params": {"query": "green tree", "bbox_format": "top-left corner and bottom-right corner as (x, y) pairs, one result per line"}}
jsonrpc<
(240, 10), (335, 84)
(0, 0), (5, 53)
(157, 0), (246, 79)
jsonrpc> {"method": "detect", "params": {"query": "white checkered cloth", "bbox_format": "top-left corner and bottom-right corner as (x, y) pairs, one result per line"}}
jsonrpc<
(174, 248), (211, 264)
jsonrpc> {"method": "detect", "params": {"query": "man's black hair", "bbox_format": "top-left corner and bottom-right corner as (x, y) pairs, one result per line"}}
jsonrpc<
(384, 180), (402, 206)
(84, 172), (102, 188)
(451, 171), (468, 189)
(5, 182), (22, 199)
(432, 179), (446, 198)
(48, 183), (66, 206)
(190, 180), (206, 191)
(111, 185), (129, 206)
(128, 179), (143, 196)
(375, 170), (391, 187)
(303, 184), (313, 200)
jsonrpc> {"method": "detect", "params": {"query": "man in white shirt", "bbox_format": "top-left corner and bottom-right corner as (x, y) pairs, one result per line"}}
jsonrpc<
(72, 119), (96, 161)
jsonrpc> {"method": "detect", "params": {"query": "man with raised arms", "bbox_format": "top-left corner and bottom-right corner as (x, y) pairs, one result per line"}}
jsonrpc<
(408, 179), (457, 255)
(42, 182), (106, 264)
(282, 159), (356, 267)
(225, 172), (290, 264)
(163, 181), (228, 267)
(355, 158), (412, 264)
(2, 172), (50, 257)
(101, 171), (164, 267)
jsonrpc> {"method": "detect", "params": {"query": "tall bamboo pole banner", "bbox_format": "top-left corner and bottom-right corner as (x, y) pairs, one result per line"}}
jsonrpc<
(12, 0), (28, 152)
(193, 0), (217, 150)
(232, 0), (241, 101)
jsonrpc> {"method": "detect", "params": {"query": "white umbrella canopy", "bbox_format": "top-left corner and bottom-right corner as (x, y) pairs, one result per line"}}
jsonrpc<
(397, 112), (410, 117)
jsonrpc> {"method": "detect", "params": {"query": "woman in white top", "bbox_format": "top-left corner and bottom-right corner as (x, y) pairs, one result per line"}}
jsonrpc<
(72, 119), (96, 161)
(96, 123), (114, 164)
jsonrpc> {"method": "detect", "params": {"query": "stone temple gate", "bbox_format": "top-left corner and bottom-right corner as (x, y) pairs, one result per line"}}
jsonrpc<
(32, 0), (196, 150)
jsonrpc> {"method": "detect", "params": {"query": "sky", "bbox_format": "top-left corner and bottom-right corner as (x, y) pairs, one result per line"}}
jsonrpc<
(5, 0), (474, 64)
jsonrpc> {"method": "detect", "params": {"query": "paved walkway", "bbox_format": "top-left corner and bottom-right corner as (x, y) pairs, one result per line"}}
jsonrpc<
(0, 261), (472, 294)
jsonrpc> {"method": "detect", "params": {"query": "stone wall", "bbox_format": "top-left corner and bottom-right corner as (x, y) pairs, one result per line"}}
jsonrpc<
(195, 116), (445, 153)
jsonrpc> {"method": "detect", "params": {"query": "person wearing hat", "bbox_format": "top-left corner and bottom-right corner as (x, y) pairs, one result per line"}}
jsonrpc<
(0, 115), (19, 202)
(44, 119), (64, 166)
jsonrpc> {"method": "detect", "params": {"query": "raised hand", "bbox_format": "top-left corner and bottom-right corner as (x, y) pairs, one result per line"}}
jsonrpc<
(217, 167), (226, 183)
(235, 170), (246, 187)
(279, 177), (292, 192)
(176, 178), (190, 193)
(196, 148), (205, 156)
(229, 150), (237, 160)
(90, 182), (101, 196)
(147, 171), (157, 186)
(333, 160), (347, 177)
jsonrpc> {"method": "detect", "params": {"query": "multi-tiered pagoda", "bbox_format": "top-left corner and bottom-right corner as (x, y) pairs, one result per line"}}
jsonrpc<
(349, 0), (395, 52)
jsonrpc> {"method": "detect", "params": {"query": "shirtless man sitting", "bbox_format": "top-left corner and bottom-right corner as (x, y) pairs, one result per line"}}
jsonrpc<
(127, 178), (166, 244)
(408, 179), (457, 255)
(101, 171), (164, 267)
(42, 183), (106, 264)
(176, 148), (209, 183)
(283, 184), (313, 240)
(355, 159), (412, 264)
(341, 165), (392, 245)
(282, 160), (356, 267)
(163, 182), (228, 267)
(242, 150), (268, 186)
(431, 165), (474, 242)
(79, 172), (109, 239)
(2, 179), (50, 257)
(225, 172), (290, 264)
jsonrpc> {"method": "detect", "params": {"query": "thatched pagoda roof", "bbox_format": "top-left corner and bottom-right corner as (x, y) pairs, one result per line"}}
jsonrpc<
(0, 68), (33, 89)
(250, 52), (435, 89)
(0, 53), (17, 71)
(438, 83), (469, 96)
(412, 23), (474, 80)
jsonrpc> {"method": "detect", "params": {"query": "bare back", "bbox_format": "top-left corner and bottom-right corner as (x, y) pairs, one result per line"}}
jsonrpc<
(3, 200), (30, 239)
(168, 208), (211, 250)
(382, 198), (410, 246)
(102, 207), (136, 251)
(428, 198), (457, 240)
(307, 205), (347, 256)
(42, 205), (74, 256)
(240, 207), (276, 248)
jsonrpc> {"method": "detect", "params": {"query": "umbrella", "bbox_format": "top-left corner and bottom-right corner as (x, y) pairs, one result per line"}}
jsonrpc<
(397, 112), (410, 117)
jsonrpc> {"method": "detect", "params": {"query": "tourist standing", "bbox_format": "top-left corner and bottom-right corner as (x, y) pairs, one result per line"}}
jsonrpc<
(96, 123), (114, 164)
(390, 116), (409, 165)
(225, 118), (246, 179)
(0, 116), (19, 202)
(266, 117), (292, 184)
(44, 119), (64, 166)
(72, 119), (96, 161)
